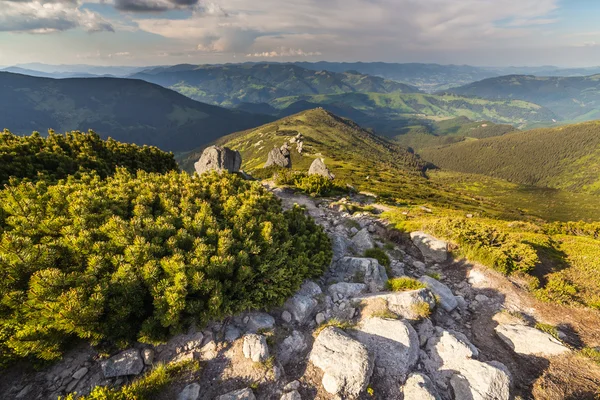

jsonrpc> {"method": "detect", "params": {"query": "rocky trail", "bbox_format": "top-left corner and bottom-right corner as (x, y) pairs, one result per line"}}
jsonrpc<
(2, 188), (599, 400)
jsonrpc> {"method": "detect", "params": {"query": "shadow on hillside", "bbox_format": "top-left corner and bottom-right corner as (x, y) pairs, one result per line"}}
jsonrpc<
(527, 240), (569, 286)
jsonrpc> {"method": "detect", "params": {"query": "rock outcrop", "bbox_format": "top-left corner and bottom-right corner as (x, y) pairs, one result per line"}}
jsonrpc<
(101, 349), (144, 378)
(334, 257), (388, 292)
(194, 145), (242, 175)
(402, 373), (441, 400)
(419, 275), (458, 312)
(308, 158), (335, 179)
(410, 231), (448, 263)
(265, 144), (292, 168)
(495, 324), (570, 356)
(242, 334), (269, 362)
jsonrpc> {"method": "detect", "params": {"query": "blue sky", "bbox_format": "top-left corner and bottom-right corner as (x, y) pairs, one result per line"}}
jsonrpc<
(1, 0), (600, 67)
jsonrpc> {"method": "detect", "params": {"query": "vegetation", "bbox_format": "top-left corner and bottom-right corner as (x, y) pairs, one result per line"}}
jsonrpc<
(534, 322), (560, 340)
(315, 318), (354, 334)
(0, 130), (177, 185)
(411, 301), (432, 319)
(272, 170), (347, 197)
(364, 248), (391, 274)
(131, 63), (419, 107)
(61, 360), (200, 400)
(386, 277), (426, 292)
(0, 170), (331, 364)
(0, 71), (272, 152)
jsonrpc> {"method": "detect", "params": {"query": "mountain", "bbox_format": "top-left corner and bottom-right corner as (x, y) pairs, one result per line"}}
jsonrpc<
(420, 120), (600, 194)
(269, 92), (556, 135)
(0, 72), (273, 152)
(130, 63), (420, 106)
(13, 63), (148, 77)
(446, 74), (600, 121)
(1, 67), (103, 79)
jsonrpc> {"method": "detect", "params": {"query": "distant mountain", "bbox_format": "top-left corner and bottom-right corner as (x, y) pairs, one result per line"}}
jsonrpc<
(0, 72), (273, 152)
(420, 120), (600, 194)
(13, 63), (148, 77)
(446, 74), (600, 121)
(1, 67), (103, 79)
(268, 92), (556, 136)
(130, 63), (420, 106)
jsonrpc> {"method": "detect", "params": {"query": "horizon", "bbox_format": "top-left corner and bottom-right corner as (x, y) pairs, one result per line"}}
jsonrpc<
(2, 0), (600, 67)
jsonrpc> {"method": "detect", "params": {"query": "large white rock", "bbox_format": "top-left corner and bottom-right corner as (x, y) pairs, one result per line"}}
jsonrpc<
(309, 327), (374, 398)
(410, 232), (448, 263)
(352, 228), (375, 253)
(217, 388), (256, 400)
(384, 288), (437, 320)
(335, 257), (388, 292)
(280, 391), (301, 400)
(419, 276), (458, 312)
(194, 146), (242, 175)
(353, 318), (419, 388)
(450, 360), (511, 400)
(242, 334), (269, 362)
(309, 158), (335, 180)
(101, 349), (144, 378)
(402, 373), (441, 400)
(495, 324), (570, 356)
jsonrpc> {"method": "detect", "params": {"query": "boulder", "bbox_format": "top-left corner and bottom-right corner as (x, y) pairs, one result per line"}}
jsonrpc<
(265, 145), (291, 168)
(410, 232), (448, 263)
(353, 318), (419, 388)
(243, 334), (270, 362)
(297, 281), (322, 298)
(328, 282), (368, 299)
(280, 391), (301, 400)
(217, 388), (256, 400)
(335, 257), (388, 292)
(101, 349), (144, 378)
(284, 295), (318, 324)
(402, 373), (440, 400)
(177, 383), (201, 400)
(308, 158), (335, 180)
(495, 324), (570, 356)
(246, 312), (275, 333)
(352, 228), (374, 253)
(331, 234), (353, 262)
(384, 288), (437, 320)
(194, 146), (242, 175)
(309, 327), (374, 398)
(277, 330), (308, 365)
(419, 276), (458, 312)
(225, 325), (242, 342)
(450, 360), (511, 400)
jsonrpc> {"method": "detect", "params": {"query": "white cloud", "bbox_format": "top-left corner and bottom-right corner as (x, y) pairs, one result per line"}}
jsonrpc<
(246, 47), (322, 58)
(0, 0), (114, 33)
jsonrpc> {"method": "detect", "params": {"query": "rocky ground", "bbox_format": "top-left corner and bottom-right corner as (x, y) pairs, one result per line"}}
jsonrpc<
(2, 187), (599, 400)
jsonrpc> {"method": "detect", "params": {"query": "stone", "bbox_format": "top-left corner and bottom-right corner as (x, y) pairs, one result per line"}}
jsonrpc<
(281, 311), (292, 323)
(402, 373), (441, 400)
(177, 383), (201, 400)
(468, 269), (487, 286)
(450, 360), (511, 400)
(72, 367), (89, 380)
(315, 312), (326, 325)
(308, 158), (335, 180)
(225, 325), (242, 342)
(417, 318), (436, 347)
(278, 330), (308, 365)
(352, 228), (374, 253)
(410, 232), (448, 263)
(15, 384), (33, 399)
(412, 261), (426, 272)
(141, 348), (154, 365)
(101, 349), (144, 378)
(309, 327), (374, 398)
(284, 380), (301, 392)
(284, 295), (318, 324)
(246, 312), (275, 333)
(265, 145), (291, 168)
(384, 288), (437, 320)
(331, 234), (353, 262)
(200, 340), (218, 361)
(194, 146), (242, 175)
(217, 388), (256, 400)
(280, 391), (301, 400)
(328, 282), (368, 299)
(419, 276), (458, 312)
(495, 324), (570, 356)
(475, 294), (490, 303)
(243, 334), (269, 363)
(297, 281), (322, 298)
(389, 260), (405, 277)
(353, 318), (419, 388)
(335, 257), (388, 292)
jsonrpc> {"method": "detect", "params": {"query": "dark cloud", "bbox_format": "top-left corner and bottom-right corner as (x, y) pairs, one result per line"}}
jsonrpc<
(114, 0), (199, 12)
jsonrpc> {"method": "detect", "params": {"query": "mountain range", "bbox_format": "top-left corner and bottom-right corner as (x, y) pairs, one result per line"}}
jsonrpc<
(0, 72), (272, 152)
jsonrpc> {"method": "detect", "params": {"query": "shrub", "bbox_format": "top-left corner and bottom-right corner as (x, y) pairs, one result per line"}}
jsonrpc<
(0, 130), (177, 185)
(364, 248), (391, 271)
(411, 301), (432, 319)
(295, 174), (338, 197)
(0, 170), (332, 363)
(426, 272), (441, 280)
(386, 277), (426, 292)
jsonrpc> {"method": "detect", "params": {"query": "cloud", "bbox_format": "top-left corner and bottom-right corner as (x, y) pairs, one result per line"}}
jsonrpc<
(0, 0), (114, 33)
(246, 47), (322, 58)
(113, 0), (199, 12)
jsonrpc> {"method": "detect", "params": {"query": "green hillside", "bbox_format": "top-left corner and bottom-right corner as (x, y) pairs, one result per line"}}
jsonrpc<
(270, 92), (556, 135)
(131, 63), (419, 107)
(420, 120), (600, 194)
(447, 74), (600, 121)
(0, 72), (273, 152)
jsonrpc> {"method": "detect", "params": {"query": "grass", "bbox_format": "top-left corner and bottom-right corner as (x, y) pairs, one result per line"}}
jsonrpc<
(314, 318), (355, 335)
(61, 360), (201, 400)
(535, 322), (560, 340)
(580, 347), (600, 366)
(426, 272), (441, 280)
(411, 301), (432, 319)
(386, 277), (426, 292)
(370, 309), (398, 320)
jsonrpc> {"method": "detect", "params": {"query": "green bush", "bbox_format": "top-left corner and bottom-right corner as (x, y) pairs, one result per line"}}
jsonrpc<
(0, 130), (177, 185)
(364, 248), (391, 275)
(386, 277), (425, 291)
(0, 170), (331, 364)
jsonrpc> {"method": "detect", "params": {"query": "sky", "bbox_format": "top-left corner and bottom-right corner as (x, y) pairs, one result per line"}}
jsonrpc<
(1, 0), (600, 67)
